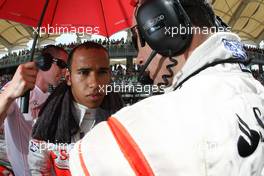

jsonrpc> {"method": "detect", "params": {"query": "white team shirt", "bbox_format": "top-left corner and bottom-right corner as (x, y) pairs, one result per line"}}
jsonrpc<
(27, 102), (103, 175)
(4, 86), (49, 176)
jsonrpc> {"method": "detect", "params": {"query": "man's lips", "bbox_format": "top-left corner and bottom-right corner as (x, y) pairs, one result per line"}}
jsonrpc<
(87, 93), (103, 100)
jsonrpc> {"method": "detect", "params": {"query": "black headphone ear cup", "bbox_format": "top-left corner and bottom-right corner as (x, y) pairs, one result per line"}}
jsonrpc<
(136, 0), (193, 57)
(36, 53), (53, 71)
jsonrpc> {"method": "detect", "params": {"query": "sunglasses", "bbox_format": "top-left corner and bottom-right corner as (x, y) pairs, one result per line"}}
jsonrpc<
(52, 58), (67, 69)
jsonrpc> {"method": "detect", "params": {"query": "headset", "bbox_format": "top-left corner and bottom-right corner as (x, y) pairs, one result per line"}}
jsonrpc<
(136, 0), (193, 57)
(135, 0), (228, 86)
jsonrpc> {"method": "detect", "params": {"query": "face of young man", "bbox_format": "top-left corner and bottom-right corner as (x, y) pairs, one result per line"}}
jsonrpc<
(66, 48), (110, 109)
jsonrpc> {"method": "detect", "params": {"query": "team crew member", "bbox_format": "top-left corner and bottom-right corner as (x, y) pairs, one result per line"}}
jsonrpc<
(28, 42), (124, 175)
(69, 0), (264, 175)
(0, 45), (67, 176)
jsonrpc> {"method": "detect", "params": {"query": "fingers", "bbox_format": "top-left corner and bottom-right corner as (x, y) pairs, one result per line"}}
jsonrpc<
(17, 62), (38, 77)
(19, 79), (35, 90)
(23, 68), (38, 77)
(23, 61), (37, 69)
(5, 62), (39, 99)
(22, 75), (37, 85)
(18, 62), (38, 75)
(17, 62), (38, 86)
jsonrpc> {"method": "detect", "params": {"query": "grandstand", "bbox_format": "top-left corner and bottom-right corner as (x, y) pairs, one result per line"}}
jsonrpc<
(212, 0), (264, 45)
(0, 0), (264, 97)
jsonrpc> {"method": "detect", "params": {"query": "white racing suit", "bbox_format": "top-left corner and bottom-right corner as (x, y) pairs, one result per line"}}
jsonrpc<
(27, 103), (117, 176)
(28, 139), (74, 176)
(69, 32), (264, 176)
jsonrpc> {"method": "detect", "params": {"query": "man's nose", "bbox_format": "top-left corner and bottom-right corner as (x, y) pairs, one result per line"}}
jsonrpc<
(88, 72), (99, 88)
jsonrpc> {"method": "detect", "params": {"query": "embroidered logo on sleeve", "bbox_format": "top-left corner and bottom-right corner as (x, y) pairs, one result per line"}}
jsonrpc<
(29, 141), (40, 152)
(222, 39), (247, 60)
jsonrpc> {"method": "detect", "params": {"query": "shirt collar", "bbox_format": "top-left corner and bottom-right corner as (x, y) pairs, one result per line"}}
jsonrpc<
(30, 85), (50, 107)
(166, 32), (242, 92)
(73, 102), (98, 126)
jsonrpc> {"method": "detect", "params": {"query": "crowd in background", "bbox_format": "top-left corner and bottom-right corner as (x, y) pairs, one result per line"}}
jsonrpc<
(57, 38), (131, 50)
(245, 46), (264, 54)
(1, 40), (263, 62)
(111, 63), (139, 85)
(1, 64), (264, 90)
(0, 64), (140, 90)
(0, 41), (263, 61)
(1, 42), (264, 89)
(0, 38), (135, 64)
(0, 74), (12, 90)
(1, 49), (31, 60)
(252, 69), (264, 85)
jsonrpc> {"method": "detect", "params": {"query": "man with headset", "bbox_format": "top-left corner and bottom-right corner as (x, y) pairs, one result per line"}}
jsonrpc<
(0, 45), (68, 176)
(69, 0), (264, 175)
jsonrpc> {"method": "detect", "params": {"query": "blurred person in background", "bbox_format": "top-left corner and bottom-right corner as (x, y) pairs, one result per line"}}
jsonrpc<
(0, 45), (68, 176)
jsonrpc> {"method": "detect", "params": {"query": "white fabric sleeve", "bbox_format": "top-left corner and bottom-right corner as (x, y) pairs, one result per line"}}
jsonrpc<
(28, 139), (52, 176)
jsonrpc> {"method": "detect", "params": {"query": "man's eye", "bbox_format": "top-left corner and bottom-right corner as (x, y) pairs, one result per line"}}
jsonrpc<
(79, 70), (89, 75)
(98, 70), (108, 75)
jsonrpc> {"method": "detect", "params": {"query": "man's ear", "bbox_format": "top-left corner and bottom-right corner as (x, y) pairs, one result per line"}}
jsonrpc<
(65, 69), (72, 86)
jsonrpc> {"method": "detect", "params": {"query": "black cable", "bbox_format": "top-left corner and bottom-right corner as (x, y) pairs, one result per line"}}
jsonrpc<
(173, 58), (251, 91)
(158, 56), (178, 86)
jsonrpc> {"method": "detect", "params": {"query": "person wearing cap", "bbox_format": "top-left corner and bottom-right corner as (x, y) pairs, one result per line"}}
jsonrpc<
(69, 0), (264, 175)
(28, 41), (124, 175)
(0, 45), (68, 176)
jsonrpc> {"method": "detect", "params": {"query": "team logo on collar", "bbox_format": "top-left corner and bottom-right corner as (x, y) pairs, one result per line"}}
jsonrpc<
(222, 39), (247, 60)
